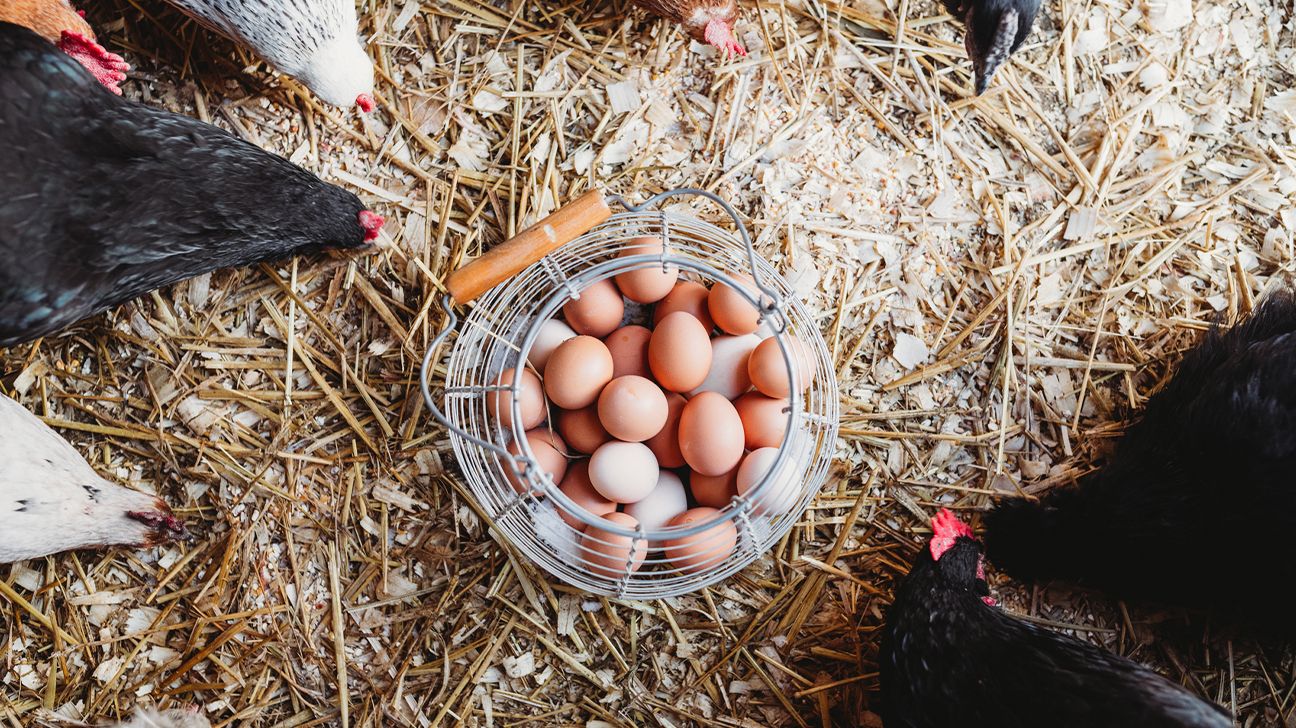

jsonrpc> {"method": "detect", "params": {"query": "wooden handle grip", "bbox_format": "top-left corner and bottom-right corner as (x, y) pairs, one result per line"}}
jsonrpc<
(446, 189), (612, 303)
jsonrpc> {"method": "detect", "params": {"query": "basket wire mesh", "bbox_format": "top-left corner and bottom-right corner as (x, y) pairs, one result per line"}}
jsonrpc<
(421, 189), (840, 599)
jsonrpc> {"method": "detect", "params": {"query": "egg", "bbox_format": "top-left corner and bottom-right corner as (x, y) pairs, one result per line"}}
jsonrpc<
(598, 375), (668, 442)
(663, 508), (738, 575)
(678, 392), (744, 476)
(707, 275), (761, 335)
(581, 511), (647, 578)
(736, 447), (800, 516)
(563, 279), (625, 337)
(644, 393), (687, 468)
(486, 367), (546, 431)
(649, 312), (713, 392)
(588, 441), (659, 503)
(556, 461), (617, 528)
(544, 336), (614, 409)
(690, 466), (738, 508)
(557, 405), (612, 454)
(653, 280), (715, 332)
(689, 334), (758, 400)
(734, 393), (789, 449)
(614, 237), (678, 303)
(505, 429), (568, 494)
(624, 471), (688, 536)
(604, 325), (652, 379)
(748, 335), (813, 398)
(527, 318), (576, 371)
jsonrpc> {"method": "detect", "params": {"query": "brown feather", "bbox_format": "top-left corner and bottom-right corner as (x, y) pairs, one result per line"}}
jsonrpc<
(0, 0), (93, 44)
(628, 0), (743, 53)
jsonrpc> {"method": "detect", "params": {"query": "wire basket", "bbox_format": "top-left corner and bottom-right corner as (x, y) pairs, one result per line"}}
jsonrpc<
(420, 188), (839, 599)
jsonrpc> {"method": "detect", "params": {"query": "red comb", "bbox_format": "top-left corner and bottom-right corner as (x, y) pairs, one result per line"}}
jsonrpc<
(930, 508), (975, 561)
(356, 94), (375, 113)
(58, 31), (129, 95)
(703, 18), (747, 58)
(358, 210), (384, 241)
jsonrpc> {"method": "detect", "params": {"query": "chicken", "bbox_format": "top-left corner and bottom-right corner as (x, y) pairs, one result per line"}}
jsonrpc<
(0, 22), (384, 347)
(631, 0), (746, 57)
(0, 0), (129, 93)
(985, 289), (1296, 631)
(943, 0), (1040, 94)
(879, 509), (1233, 728)
(160, 0), (376, 110)
(0, 393), (187, 563)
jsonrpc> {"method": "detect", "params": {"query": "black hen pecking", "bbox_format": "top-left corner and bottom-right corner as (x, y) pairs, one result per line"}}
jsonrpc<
(943, 0), (1040, 95)
(0, 22), (383, 347)
(880, 509), (1232, 728)
(984, 289), (1296, 632)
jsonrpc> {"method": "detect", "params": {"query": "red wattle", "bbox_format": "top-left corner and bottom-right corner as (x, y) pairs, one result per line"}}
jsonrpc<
(359, 210), (384, 241)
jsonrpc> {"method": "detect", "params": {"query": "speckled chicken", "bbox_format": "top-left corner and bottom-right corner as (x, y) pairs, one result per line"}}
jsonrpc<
(985, 288), (1296, 633)
(0, 0), (129, 92)
(0, 393), (187, 563)
(0, 22), (383, 347)
(633, 0), (746, 56)
(161, 0), (376, 110)
(880, 510), (1233, 728)
(943, 0), (1040, 94)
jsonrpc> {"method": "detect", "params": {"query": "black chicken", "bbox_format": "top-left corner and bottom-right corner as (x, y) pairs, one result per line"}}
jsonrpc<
(0, 22), (383, 347)
(879, 509), (1232, 728)
(943, 0), (1041, 94)
(985, 290), (1296, 631)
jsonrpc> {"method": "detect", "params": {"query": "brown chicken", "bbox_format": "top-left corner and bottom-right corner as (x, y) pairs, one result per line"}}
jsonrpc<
(0, 0), (129, 93)
(634, 0), (746, 57)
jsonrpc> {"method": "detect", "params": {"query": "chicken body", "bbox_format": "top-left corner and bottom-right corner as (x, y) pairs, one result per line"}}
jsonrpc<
(985, 290), (1296, 631)
(0, 393), (187, 563)
(0, 23), (382, 347)
(943, 0), (1040, 94)
(880, 510), (1232, 728)
(631, 0), (746, 56)
(0, 0), (129, 92)
(162, 0), (374, 109)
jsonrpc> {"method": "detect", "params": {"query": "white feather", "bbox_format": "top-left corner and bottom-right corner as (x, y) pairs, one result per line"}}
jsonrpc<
(0, 394), (181, 563)
(164, 0), (375, 107)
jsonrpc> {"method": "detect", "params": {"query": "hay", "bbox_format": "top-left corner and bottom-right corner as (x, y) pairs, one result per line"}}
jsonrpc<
(4, 0), (1296, 724)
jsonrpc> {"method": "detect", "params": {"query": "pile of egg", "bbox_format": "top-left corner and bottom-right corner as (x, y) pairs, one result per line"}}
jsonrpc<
(488, 238), (814, 578)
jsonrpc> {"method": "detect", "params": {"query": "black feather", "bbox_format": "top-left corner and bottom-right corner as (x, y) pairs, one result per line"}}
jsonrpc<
(943, 0), (1041, 94)
(985, 289), (1296, 631)
(0, 22), (373, 347)
(880, 530), (1233, 728)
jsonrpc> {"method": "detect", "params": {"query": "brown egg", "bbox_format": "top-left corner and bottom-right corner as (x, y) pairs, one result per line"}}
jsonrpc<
(556, 461), (617, 528)
(544, 336), (614, 409)
(654, 280), (715, 332)
(614, 237), (679, 303)
(690, 466), (738, 508)
(649, 312), (713, 392)
(678, 392), (744, 476)
(563, 279), (625, 337)
(644, 393), (687, 468)
(581, 511), (647, 578)
(604, 325), (652, 379)
(663, 508), (738, 575)
(486, 367), (546, 431)
(557, 405), (612, 454)
(505, 429), (569, 494)
(597, 376), (668, 442)
(707, 275), (761, 335)
(734, 392), (789, 449)
(748, 335), (813, 399)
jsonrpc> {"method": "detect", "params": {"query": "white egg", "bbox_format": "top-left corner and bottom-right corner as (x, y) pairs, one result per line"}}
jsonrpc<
(689, 334), (760, 400)
(736, 447), (801, 516)
(588, 441), (659, 503)
(624, 471), (688, 535)
(528, 318), (577, 371)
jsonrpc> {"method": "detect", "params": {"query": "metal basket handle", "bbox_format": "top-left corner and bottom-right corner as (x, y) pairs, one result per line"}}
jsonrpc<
(446, 189), (613, 303)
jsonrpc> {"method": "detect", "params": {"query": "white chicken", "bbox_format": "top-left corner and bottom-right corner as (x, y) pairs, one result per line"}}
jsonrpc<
(163, 0), (375, 110)
(0, 393), (186, 563)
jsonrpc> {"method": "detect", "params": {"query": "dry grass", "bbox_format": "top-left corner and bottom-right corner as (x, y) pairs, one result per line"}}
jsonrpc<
(3, 0), (1296, 724)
